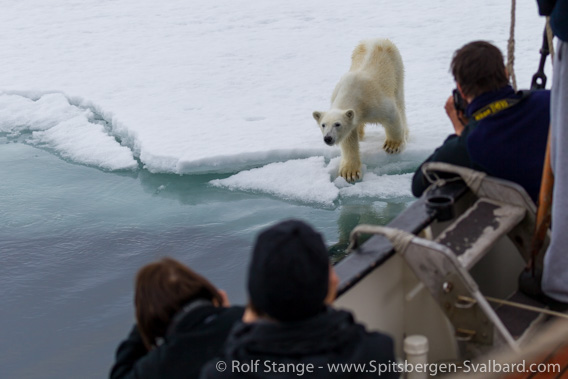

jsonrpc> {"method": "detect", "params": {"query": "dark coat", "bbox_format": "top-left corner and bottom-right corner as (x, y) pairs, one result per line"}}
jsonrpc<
(537, 0), (568, 42)
(200, 308), (397, 379)
(412, 86), (550, 203)
(110, 304), (244, 379)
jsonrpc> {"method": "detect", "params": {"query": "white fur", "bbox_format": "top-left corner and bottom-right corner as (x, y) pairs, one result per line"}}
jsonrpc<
(313, 38), (408, 182)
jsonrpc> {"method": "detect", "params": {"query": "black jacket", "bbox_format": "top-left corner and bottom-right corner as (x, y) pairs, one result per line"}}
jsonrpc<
(537, 0), (568, 42)
(110, 304), (244, 379)
(200, 308), (397, 378)
(412, 86), (550, 203)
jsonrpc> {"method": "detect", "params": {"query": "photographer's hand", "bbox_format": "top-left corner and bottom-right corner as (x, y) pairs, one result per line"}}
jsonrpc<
(445, 96), (466, 136)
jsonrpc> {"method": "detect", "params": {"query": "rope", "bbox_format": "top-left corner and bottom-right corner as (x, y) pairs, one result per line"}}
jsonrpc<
(348, 225), (413, 253)
(421, 161), (487, 194)
(485, 296), (568, 320)
(546, 16), (555, 61)
(507, 0), (517, 91)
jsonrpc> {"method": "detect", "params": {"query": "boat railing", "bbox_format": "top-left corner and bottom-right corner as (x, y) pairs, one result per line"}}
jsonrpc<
(336, 162), (541, 296)
(334, 163), (550, 359)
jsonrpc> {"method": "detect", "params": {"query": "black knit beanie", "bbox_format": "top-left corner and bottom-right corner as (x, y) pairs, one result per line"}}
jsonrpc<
(247, 219), (329, 322)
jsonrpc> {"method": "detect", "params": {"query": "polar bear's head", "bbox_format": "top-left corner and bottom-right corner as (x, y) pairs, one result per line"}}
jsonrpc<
(312, 109), (355, 146)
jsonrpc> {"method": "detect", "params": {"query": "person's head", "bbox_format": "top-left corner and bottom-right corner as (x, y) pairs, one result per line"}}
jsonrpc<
(247, 219), (337, 323)
(451, 41), (509, 99)
(134, 257), (225, 349)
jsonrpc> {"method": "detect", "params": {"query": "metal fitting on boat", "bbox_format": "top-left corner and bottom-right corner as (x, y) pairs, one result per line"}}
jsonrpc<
(425, 194), (454, 222)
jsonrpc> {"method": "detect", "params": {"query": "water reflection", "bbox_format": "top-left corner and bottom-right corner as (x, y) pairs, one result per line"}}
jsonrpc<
(329, 201), (411, 263)
(0, 141), (414, 378)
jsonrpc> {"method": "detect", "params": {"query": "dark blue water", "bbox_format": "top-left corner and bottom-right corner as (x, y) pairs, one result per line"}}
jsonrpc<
(0, 141), (413, 378)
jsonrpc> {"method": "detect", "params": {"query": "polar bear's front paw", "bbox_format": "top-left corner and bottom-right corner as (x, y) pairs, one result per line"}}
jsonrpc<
(383, 139), (403, 154)
(339, 163), (362, 183)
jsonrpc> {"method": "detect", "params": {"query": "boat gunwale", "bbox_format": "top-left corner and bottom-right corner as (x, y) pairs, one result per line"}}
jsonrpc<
(335, 180), (470, 297)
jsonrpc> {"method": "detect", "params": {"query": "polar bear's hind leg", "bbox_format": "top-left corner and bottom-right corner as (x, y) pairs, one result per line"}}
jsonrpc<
(379, 99), (407, 154)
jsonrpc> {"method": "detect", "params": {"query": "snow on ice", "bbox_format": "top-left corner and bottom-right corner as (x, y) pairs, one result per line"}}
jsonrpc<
(0, 0), (550, 204)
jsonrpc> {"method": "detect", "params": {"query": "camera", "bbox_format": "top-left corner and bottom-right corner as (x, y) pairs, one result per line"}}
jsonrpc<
(452, 88), (468, 113)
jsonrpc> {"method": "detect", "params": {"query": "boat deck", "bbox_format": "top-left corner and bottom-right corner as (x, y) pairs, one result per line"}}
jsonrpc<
(497, 291), (546, 338)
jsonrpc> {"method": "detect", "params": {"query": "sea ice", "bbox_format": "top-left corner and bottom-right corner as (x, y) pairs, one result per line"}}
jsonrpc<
(0, 0), (549, 203)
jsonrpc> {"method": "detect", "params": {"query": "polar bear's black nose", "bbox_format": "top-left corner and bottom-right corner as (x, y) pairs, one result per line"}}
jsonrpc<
(324, 136), (333, 145)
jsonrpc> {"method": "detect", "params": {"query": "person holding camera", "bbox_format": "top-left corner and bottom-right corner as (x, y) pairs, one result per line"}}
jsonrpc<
(200, 219), (396, 378)
(411, 40), (550, 204)
(110, 257), (244, 379)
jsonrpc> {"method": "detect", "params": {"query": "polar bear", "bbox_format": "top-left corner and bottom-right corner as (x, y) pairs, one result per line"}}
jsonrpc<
(313, 38), (408, 182)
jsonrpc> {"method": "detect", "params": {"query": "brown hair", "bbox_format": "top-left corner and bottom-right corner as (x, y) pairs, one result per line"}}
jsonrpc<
(450, 41), (508, 98)
(134, 257), (223, 349)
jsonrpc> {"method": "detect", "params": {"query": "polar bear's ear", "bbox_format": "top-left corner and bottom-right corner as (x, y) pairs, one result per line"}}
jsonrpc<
(313, 111), (322, 122)
(345, 110), (355, 120)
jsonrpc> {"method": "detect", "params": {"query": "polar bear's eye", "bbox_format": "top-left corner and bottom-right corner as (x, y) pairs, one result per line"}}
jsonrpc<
(334, 123), (341, 128)
(321, 124), (326, 128)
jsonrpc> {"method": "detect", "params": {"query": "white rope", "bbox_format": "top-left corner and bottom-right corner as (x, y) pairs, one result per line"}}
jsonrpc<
(546, 16), (555, 61)
(485, 296), (568, 320)
(348, 225), (413, 254)
(507, 0), (517, 91)
(421, 162), (487, 194)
